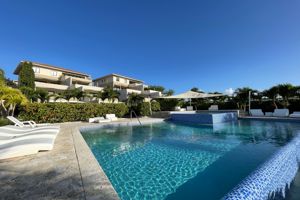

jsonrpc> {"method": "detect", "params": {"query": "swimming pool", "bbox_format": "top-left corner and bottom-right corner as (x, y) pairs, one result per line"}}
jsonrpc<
(81, 120), (300, 200)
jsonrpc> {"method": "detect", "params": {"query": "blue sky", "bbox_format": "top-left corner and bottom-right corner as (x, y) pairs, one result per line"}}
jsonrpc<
(1, 0), (300, 94)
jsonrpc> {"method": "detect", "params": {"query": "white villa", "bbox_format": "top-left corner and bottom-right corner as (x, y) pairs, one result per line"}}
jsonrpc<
(93, 74), (161, 101)
(13, 61), (161, 102)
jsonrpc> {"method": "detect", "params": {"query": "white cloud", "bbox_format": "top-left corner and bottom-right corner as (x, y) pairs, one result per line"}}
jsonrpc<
(224, 88), (234, 96)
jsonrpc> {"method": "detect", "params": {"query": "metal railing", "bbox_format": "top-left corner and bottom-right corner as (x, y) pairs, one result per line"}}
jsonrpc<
(130, 110), (142, 125)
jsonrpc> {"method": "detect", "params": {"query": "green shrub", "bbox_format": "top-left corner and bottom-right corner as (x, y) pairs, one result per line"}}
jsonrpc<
(0, 118), (10, 126)
(139, 102), (151, 116)
(157, 99), (180, 111)
(151, 101), (160, 112)
(19, 102), (128, 123)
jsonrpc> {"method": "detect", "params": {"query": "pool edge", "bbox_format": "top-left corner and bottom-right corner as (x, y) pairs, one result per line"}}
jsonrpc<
(72, 118), (166, 200)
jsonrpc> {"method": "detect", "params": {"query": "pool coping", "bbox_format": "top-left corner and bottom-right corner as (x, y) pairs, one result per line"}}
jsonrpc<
(240, 116), (300, 123)
(72, 118), (166, 200)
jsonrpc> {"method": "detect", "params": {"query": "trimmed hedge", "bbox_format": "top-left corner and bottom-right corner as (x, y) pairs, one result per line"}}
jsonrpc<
(137, 102), (161, 116)
(151, 101), (161, 112)
(19, 103), (128, 123)
(139, 102), (151, 116)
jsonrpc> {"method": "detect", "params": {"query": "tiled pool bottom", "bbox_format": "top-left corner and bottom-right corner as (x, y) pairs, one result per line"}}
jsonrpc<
(81, 120), (300, 200)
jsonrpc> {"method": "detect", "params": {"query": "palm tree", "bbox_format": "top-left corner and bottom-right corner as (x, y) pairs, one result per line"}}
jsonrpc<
(163, 89), (175, 96)
(191, 87), (204, 93)
(277, 83), (294, 108)
(55, 88), (83, 102)
(234, 87), (256, 111)
(127, 93), (144, 108)
(0, 86), (28, 116)
(263, 86), (279, 109)
(102, 87), (120, 103)
(34, 88), (49, 103)
(294, 86), (300, 99)
(95, 91), (105, 102)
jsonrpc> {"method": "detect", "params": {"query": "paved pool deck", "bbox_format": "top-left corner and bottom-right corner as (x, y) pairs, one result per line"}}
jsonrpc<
(1, 117), (300, 200)
(0, 118), (164, 200)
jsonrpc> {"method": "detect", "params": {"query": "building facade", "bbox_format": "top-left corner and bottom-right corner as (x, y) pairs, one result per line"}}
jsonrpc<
(93, 74), (161, 101)
(14, 61), (103, 102)
(14, 61), (161, 102)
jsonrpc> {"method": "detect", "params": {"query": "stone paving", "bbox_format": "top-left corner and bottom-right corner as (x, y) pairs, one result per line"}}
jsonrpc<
(0, 122), (120, 200)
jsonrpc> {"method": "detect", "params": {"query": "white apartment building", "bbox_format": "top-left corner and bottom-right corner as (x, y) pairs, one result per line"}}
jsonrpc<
(93, 73), (161, 101)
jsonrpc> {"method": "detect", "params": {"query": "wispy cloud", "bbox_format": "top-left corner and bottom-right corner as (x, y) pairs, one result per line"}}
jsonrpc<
(224, 88), (234, 96)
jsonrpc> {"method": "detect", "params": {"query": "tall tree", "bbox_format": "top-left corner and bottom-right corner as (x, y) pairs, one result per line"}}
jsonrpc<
(191, 87), (204, 93)
(163, 89), (174, 96)
(18, 62), (35, 89)
(127, 93), (145, 116)
(147, 85), (165, 92)
(234, 87), (256, 111)
(127, 93), (144, 108)
(263, 86), (279, 109)
(102, 87), (119, 103)
(0, 69), (5, 86)
(277, 83), (295, 108)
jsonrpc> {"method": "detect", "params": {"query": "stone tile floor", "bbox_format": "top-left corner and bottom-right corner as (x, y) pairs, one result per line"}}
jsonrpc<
(0, 122), (85, 200)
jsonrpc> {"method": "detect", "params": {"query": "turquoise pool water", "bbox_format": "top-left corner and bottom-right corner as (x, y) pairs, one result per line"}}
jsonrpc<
(81, 120), (300, 200)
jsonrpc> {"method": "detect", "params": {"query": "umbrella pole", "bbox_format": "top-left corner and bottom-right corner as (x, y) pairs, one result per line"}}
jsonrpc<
(189, 98), (191, 106)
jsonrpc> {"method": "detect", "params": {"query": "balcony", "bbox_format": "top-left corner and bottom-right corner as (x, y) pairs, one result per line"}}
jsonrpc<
(74, 84), (103, 93)
(113, 81), (130, 88)
(35, 81), (69, 91)
(34, 74), (60, 83)
(71, 76), (92, 85)
(142, 90), (162, 97)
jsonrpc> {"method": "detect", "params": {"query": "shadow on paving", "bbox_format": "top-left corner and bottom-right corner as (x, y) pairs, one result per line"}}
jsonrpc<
(0, 168), (85, 200)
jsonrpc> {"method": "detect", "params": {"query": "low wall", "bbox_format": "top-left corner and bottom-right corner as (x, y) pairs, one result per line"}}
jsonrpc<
(170, 112), (238, 124)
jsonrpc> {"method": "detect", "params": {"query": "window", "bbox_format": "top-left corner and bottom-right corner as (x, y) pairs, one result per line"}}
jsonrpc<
(51, 71), (58, 76)
(116, 77), (120, 82)
(33, 67), (40, 73)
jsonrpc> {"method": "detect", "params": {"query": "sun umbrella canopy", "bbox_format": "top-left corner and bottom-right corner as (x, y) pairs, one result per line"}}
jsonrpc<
(159, 91), (223, 99)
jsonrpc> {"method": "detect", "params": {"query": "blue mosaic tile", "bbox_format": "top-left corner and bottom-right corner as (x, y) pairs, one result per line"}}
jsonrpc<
(223, 134), (300, 200)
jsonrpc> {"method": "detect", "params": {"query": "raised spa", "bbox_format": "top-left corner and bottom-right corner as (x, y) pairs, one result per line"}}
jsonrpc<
(170, 111), (238, 124)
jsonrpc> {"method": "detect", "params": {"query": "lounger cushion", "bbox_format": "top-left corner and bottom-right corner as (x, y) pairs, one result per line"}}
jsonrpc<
(106, 114), (118, 121)
(273, 109), (289, 117)
(250, 109), (264, 116)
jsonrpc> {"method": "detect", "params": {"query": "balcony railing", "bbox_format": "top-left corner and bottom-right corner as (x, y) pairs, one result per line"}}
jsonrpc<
(35, 81), (69, 91)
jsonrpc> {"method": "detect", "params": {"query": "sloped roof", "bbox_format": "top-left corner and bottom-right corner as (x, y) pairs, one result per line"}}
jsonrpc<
(93, 73), (143, 83)
(14, 61), (90, 77)
(160, 90), (223, 99)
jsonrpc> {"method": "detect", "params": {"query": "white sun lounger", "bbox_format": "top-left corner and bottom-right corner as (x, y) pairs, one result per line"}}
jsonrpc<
(273, 109), (289, 117)
(0, 131), (58, 145)
(250, 109), (264, 117)
(208, 105), (219, 111)
(7, 116), (54, 128)
(186, 106), (193, 111)
(105, 114), (118, 121)
(0, 127), (59, 159)
(290, 112), (300, 118)
(0, 126), (59, 138)
(0, 125), (60, 132)
(89, 117), (111, 123)
(174, 106), (186, 111)
(0, 138), (56, 160)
